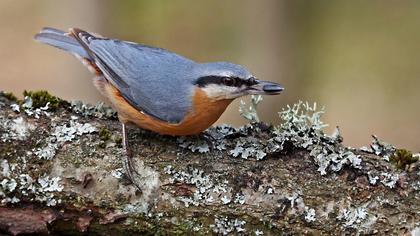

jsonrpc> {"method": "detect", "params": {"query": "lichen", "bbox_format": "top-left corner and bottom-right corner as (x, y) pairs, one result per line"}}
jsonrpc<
(164, 165), (232, 207)
(33, 143), (58, 160)
(210, 216), (246, 235)
(229, 136), (267, 160)
(0, 160), (63, 206)
(179, 100), (363, 173)
(304, 207), (316, 223)
(0, 117), (35, 141)
(177, 136), (210, 153)
(52, 120), (97, 142)
(361, 135), (396, 161)
(31, 118), (96, 160)
(255, 229), (264, 236)
(10, 103), (20, 112)
(8, 95), (52, 119)
(239, 95), (263, 122)
(337, 206), (369, 229)
(0, 104), (99, 207)
(389, 149), (418, 169)
(272, 101), (361, 175)
(380, 172), (400, 188)
(71, 100), (117, 119)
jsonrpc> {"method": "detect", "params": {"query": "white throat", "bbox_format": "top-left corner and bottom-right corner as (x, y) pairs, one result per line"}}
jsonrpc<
(201, 84), (245, 100)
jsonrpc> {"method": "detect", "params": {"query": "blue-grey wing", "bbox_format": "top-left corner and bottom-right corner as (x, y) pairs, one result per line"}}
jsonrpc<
(74, 30), (196, 123)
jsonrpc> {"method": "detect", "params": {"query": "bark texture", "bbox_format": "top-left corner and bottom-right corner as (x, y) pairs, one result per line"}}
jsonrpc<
(0, 92), (419, 236)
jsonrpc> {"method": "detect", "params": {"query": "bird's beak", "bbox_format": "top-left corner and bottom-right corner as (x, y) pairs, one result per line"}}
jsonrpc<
(247, 80), (284, 95)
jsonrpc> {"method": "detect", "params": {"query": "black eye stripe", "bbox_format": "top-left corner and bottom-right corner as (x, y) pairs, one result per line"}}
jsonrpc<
(195, 76), (224, 87)
(195, 76), (257, 87)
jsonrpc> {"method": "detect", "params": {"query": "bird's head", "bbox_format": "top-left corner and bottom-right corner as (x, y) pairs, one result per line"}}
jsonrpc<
(193, 62), (283, 100)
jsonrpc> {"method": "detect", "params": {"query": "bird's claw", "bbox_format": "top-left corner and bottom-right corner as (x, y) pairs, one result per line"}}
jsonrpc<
(122, 150), (143, 193)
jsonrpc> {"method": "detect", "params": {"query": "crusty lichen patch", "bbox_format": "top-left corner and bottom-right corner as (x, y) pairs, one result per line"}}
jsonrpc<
(0, 116), (35, 141)
(0, 91), (98, 207)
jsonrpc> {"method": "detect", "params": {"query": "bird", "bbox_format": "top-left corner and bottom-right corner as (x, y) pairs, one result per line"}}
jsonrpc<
(34, 27), (284, 190)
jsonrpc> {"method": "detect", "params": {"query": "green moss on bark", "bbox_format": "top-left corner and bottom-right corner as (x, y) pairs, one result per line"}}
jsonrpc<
(23, 90), (68, 110)
(389, 149), (418, 169)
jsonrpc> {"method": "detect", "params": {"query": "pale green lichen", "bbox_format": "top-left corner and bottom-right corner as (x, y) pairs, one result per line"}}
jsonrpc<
(53, 120), (97, 142)
(286, 192), (317, 222)
(0, 117), (35, 141)
(337, 206), (369, 229)
(0, 159), (63, 206)
(361, 135), (396, 161)
(239, 95), (263, 122)
(180, 100), (363, 173)
(9, 94), (54, 119)
(177, 136), (210, 153)
(380, 172), (400, 188)
(210, 216), (246, 235)
(164, 165), (233, 207)
(230, 138), (267, 160)
(33, 143), (57, 160)
(32, 119), (97, 160)
(304, 207), (316, 223)
(71, 100), (117, 119)
(272, 101), (361, 175)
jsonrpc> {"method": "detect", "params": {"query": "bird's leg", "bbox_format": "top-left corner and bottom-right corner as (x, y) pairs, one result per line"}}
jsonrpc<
(121, 123), (142, 192)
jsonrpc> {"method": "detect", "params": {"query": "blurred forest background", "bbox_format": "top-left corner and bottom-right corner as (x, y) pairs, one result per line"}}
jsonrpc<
(1, 0), (419, 150)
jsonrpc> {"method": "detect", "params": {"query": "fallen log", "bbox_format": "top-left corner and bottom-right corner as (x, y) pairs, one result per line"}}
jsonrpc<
(0, 91), (419, 235)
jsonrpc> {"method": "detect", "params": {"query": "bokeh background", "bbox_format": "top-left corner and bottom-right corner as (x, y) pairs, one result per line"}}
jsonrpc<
(1, 0), (419, 150)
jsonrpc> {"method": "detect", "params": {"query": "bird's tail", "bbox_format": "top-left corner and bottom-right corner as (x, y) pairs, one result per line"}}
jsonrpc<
(34, 27), (89, 58)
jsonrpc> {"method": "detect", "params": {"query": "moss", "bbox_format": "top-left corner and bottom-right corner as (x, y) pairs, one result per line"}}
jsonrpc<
(1, 91), (18, 102)
(97, 127), (112, 149)
(389, 149), (419, 169)
(22, 90), (67, 111)
(99, 127), (111, 141)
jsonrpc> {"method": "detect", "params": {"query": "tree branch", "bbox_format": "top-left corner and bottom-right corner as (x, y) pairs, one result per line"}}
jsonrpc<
(0, 92), (419, 235)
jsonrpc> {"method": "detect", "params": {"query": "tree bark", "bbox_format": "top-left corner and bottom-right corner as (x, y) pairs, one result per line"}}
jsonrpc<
(0, 93), (419, 236)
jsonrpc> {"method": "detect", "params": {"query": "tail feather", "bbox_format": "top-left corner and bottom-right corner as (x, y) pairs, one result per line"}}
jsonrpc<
(34, 27), (89, 58)
(39, 27), (66, 35)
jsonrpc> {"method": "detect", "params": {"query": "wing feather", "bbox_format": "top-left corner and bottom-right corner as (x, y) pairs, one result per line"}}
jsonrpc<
(70, 28), (195, 123)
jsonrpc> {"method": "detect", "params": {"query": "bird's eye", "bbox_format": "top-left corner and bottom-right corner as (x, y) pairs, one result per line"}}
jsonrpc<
(223, 77), (236, 86)
(248, 77), (256, 85)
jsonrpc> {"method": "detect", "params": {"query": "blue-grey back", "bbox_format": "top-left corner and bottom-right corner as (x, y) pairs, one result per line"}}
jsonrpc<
(89, 39), (197, 123)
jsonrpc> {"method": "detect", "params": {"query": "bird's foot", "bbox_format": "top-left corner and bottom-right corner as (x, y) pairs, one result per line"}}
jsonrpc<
(121, 123), (143, 193)
(122, 149), (143, 194)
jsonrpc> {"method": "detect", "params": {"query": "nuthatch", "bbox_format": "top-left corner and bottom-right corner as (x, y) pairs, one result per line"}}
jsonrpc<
(34, 27), (284, 190)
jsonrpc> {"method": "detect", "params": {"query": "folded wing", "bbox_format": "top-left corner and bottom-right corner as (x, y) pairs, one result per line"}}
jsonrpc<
(71, 28), (196, 123)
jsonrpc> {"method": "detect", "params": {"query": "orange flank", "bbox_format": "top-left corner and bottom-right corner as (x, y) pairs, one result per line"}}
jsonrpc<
(97, 79), (233, 136)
